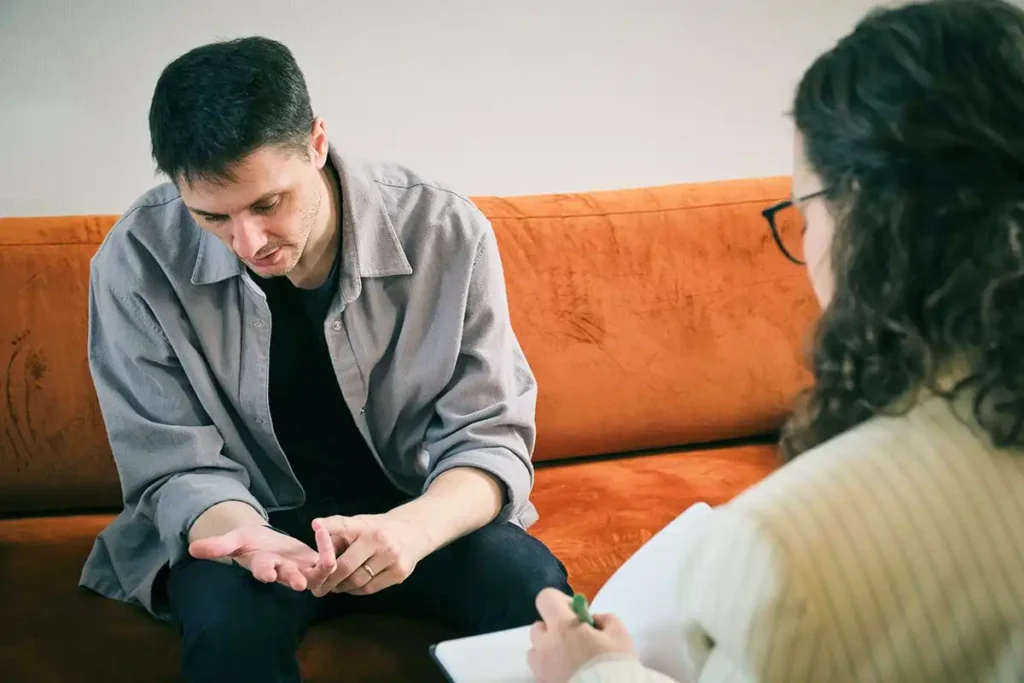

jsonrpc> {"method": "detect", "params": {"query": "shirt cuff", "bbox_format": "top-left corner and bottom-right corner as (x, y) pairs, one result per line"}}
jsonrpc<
(153, 471), (268, 567)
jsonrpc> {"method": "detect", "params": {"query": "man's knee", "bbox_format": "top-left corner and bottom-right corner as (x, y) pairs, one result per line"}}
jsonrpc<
(496, 538), (572, 603)
(167, 560), (311, 681)
(443, 522), (572, 631)
(181, 595), (290, 654)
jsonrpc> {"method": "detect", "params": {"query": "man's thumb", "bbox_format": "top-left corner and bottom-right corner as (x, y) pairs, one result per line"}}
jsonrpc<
(188, 530), (244, 560)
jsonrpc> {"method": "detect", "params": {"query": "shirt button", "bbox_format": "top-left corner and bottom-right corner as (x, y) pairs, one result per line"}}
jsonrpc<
(252, 320), (265, 328)
(331, 320), (342, 331)
(255, 417), (264, 424)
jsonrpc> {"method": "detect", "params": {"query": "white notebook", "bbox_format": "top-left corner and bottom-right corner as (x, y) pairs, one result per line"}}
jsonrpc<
(429, 502), (713, 682)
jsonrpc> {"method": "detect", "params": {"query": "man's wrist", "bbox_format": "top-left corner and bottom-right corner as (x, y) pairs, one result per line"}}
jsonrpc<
(188, 500), (266, 543)
(387, 467), (505, 556)
(386, 500), (444, 559)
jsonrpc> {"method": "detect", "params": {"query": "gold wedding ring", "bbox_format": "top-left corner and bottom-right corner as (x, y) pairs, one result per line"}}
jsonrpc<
(361, 563), (375, 579)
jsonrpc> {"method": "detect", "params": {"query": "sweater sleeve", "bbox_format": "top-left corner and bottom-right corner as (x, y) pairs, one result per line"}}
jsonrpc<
(673, 506), (833, 682)
(571, 654), (681, 683)
(571, 505), (834, 683)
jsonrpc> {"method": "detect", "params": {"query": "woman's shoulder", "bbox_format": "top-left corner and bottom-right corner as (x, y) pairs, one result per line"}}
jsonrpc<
(735, 392), (1019, 520)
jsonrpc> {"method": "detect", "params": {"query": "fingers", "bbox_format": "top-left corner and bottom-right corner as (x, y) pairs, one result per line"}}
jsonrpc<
(314, 522), (336, 569)
(188, 530), (244, 560)
(535, 587), (577, 627)
(593, 612), (632, 649)
(316, 535), (375, 596)
(529, 620), (547, 645)
(303, 522), (338, 593)
(593, 612), (626, 633)
(252, 556), (314, 591)
(313, 515), (362, 547)
(326, 535), (377, 594)
(247, 552), (280, 584)
(345, 566), (400, 596)
(526, 646), (540, 678)
(526, 623), (550, 682)
(239, 552), (312, 591)
(276, 562), (308, 591)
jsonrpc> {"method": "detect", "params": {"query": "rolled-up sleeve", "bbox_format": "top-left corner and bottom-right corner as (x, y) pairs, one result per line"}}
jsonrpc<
(87, 260), (266, 567)
(421, 212), (537, 523)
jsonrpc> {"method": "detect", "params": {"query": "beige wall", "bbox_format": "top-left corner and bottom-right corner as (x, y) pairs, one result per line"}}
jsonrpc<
(1, 0), (891, 216)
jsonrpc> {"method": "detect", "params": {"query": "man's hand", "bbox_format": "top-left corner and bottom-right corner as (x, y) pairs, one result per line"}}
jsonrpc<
(188, 523), (338, 592)
(304, 467), (504, 598)
(306, 512), (433, 597)
(527, 588), (636, 683)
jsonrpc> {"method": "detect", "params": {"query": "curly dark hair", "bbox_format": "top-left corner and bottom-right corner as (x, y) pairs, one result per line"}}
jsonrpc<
(780, 0), (1024, 459)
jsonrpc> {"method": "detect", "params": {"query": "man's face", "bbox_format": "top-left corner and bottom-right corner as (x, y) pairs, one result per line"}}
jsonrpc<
(180, 144), (324, 278)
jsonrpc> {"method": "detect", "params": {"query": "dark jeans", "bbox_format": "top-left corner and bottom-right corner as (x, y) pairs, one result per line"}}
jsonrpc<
(165, 496), (571, 683)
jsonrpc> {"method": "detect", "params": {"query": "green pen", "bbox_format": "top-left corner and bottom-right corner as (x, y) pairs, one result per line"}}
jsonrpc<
(571, 593), (595, 627)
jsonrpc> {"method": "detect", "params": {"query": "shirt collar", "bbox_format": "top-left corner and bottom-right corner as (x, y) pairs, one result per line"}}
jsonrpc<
(191, 144), (412, 290)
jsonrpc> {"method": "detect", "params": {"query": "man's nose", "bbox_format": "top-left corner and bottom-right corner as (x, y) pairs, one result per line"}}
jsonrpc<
(232, 218), (268, 260)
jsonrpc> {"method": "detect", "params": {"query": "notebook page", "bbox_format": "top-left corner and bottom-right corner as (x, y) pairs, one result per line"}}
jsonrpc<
(430, 502), (713, 682)
(430, 625), (534, 683)
(589, 502), (712, 678)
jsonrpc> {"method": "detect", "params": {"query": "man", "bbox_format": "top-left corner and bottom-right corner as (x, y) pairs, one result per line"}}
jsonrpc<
(81, 36), (571, 682)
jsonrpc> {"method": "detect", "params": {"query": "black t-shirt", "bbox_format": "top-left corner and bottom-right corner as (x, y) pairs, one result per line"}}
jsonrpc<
(251, 245), (399, 508)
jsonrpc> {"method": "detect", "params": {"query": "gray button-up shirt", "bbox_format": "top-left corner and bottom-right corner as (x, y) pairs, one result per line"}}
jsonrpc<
(80, 149), (539, 621)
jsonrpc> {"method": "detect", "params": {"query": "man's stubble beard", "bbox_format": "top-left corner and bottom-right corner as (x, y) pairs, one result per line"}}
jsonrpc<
(284, 184), (325, 276)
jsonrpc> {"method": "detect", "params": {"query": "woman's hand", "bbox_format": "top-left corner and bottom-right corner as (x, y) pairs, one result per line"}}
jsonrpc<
(527, 587), (636, 683)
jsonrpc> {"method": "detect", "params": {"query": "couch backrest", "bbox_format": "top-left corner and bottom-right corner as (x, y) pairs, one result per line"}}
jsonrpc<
(477, 177), (817, 459)
(0, 177), (816, 515)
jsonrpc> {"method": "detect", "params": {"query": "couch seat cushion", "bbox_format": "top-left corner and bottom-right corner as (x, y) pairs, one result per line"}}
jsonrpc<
(0, 442), (777, 682)
(531, 442), (778, 596)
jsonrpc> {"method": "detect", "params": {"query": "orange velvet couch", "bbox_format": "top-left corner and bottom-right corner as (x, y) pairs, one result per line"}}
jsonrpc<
(0, 176), (817, 682)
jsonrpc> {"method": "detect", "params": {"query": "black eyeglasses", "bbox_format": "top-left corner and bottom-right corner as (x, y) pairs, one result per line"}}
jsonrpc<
(761, 189), (827, 265)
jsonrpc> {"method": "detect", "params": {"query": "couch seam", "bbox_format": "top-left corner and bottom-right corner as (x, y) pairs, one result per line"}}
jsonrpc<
(477, 195), (789, 222)
(1, 195), (789, 244)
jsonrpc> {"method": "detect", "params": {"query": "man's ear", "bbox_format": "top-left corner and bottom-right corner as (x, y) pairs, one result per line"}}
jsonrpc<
(309, 116), (329, 169)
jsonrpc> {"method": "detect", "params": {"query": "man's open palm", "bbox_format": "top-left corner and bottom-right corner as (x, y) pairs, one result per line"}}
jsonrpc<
(188, 525), (335, 591)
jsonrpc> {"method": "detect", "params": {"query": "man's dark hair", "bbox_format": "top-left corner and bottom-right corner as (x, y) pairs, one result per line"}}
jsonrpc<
(148, 36), (315, 186)
(782, 0), (1024, 459)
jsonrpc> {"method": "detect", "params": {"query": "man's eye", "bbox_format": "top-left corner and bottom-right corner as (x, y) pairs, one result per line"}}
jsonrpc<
(253, 201), (279, 215)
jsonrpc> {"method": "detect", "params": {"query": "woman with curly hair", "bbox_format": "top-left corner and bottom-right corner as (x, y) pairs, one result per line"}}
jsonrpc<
(528, 1), (1024, 681)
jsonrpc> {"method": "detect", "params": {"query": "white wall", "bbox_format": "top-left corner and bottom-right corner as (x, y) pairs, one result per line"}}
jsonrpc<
(1, 0), (886, 217)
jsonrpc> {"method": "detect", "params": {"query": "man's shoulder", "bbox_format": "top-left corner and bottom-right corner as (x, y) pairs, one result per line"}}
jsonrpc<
(358, 158), (490, 242)
(363, 159), (478, 210)
(92, 182), (201, 289)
